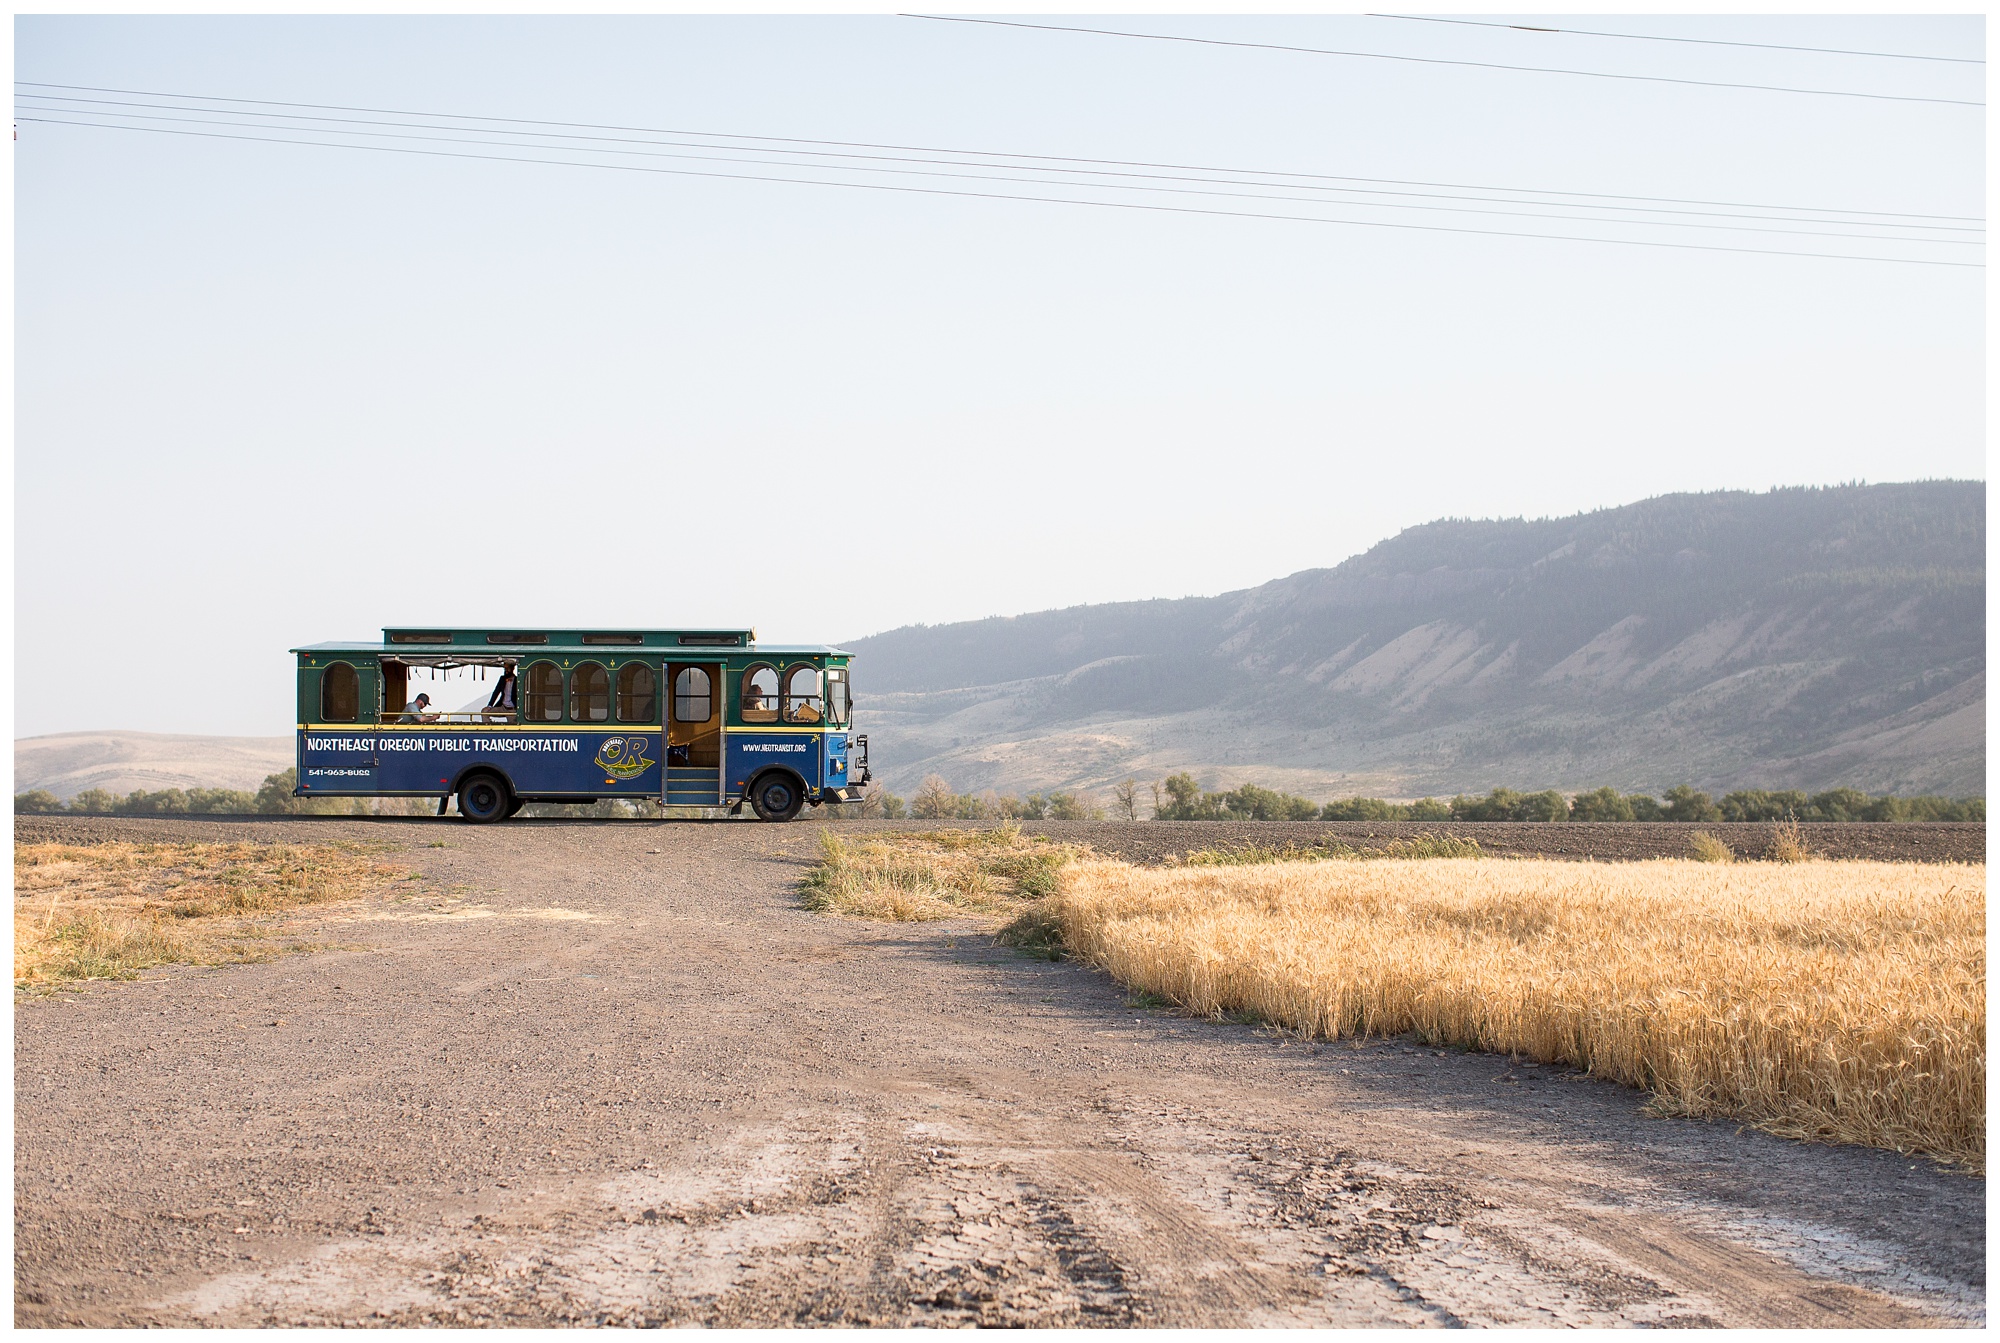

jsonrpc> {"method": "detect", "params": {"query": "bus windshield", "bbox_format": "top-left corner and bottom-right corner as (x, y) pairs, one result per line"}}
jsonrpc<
(826, 668), (850, 727)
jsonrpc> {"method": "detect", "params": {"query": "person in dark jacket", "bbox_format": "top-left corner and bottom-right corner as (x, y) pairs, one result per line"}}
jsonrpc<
(487, 662), (519, 713)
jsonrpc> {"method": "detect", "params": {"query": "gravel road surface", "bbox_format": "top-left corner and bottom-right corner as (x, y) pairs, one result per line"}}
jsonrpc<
(15, 816), (1984, 1326)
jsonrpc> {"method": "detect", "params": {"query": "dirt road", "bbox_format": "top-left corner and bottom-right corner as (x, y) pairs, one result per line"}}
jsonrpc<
(15, 817), (1984, 1326)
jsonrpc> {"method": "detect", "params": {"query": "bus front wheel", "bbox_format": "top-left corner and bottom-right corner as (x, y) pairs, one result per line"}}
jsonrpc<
(748, 773), (804, 823)
(458, 773), (512, 824)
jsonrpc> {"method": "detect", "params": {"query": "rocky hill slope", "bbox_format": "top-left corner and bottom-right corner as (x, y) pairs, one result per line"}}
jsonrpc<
(847, 482), (1984, 800)
(15, 731), (294, 801)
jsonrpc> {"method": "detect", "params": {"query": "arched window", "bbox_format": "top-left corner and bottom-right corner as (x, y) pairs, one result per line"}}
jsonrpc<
(673, 667), (712, 723)
(740, 664), (779, 723)
(525, 662), (565, 722)
(783, 664), (824, 724)
(825, 667), (850, 727)
(617, 663), (658, 723)
(321, 662), (359, 722)
(570, 662), (610, 722)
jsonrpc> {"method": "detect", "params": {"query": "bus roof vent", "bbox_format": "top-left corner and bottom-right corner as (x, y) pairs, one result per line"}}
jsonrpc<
(386, 630), (452, 644)
(581, 632), (644, 645)
(487, 632), (550, 645)
(678, 632), (744, 647)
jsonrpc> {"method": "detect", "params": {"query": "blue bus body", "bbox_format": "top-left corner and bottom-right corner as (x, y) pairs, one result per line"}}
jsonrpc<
(291, 627), (867, 822)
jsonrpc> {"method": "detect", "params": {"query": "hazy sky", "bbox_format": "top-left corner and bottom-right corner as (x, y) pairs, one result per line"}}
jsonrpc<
(15, 14), (1984, 738)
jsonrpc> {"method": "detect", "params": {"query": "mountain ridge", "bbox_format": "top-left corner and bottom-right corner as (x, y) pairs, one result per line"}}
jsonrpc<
(846, 482), (1984, 799)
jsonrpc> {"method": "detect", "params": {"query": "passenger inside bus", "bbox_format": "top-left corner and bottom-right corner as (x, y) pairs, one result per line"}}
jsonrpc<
(741, 665), (780, 723)
(486, 661), (518, 713)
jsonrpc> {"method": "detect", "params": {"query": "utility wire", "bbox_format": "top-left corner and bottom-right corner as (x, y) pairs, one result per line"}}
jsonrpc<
(902, 14), (1985, 108)
(17, 115), (1981, 269)
(20, 101), (1979, 247)
(19, 94), (1979, 240)
(1371, 14), (1984, 64)
(16, 81), (1983, 224)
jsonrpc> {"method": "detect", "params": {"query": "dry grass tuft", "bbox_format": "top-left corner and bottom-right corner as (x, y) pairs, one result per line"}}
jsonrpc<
(1767, 818), (1813, 863)
(1688, 831), (1735, 863)
(800, 825), (1079, 921)
(15, 841), (419, 988)
(1045, 857), (1984, 1169)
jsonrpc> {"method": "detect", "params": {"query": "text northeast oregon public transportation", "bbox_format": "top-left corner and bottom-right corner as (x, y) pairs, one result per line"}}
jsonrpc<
(291, 627), (870, 822)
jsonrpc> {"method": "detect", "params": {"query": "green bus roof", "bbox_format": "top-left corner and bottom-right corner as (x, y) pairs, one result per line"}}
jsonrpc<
(290, 628), (849, 657)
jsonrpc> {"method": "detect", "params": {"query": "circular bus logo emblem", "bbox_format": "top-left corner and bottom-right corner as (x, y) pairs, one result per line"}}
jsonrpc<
(593, 735), (652, 781)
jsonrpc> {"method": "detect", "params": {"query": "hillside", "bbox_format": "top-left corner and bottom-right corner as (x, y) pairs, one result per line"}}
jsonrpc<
(846, 482), (1985, 800)
(15, 731), (294, 801)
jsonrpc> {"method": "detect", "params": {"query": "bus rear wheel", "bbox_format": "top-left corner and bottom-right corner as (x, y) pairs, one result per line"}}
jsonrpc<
(458, 773), (512, 824)
(749, 773), (803, 823)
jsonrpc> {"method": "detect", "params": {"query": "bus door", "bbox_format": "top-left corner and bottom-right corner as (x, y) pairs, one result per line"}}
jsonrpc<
(664, 663), (723, 805)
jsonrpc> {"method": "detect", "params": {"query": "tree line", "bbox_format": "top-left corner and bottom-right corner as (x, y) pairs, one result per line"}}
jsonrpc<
(830, 774), (1983, 824)
(16, 769), (1982, 824)
(14, 768), (432, 817)
(1148, 776), (1981, 822)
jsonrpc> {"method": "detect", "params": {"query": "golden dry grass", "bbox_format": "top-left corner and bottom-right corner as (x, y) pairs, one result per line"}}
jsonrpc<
(1046, 857), (1984, 1169)
(800, 826), (1077, 921)
(15, 841), (420, 988)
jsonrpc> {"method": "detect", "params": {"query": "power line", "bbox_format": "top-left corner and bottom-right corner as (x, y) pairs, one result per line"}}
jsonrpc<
(902, 14), (1985, 108)
(18, 94), (1979, 239)
(17, 115), (1980, 269)
(16, 81), (1982, 224)
(1370, 14), (1984, 65)
(18, 99), (1978, 247)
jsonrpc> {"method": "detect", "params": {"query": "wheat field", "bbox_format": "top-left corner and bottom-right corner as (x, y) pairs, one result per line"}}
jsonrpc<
(1048, 857), (1984, 1168)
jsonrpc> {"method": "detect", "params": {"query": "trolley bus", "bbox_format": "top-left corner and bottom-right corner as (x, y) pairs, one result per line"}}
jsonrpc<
(291, 627), (869, 822)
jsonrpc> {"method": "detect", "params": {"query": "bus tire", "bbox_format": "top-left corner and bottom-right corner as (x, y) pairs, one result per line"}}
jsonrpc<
(748, 771), (804, 823)
(457, 772), (512, 824)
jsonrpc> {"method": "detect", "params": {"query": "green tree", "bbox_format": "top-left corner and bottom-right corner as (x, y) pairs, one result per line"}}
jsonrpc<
(1405, 798), (1452, 821)
(1661, 786), (1721, 822)
(1807, 788), (1871, 821)
(1567, 786), (1634, 822)
(257, 769), (306, 814)
(1719, 790), (1808, 822)
(1625, 794), (1663, 821)
(1046, 792), (1099, 821)
(1158, 773), (1202, 820)
(68, 788), (118, 814)
(1451, 788), (1519, 821)
(1518, 790), (1569, 821)
(14, 789), (63, 814)
(1320, 797), (1402, 821)
(184, 787), (257, 814)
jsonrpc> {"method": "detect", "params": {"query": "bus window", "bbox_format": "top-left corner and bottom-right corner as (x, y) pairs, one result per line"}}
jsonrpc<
(525, 661), (564, 722)
(571, 662), (610, 722)
(740, 664), (779, 723)
(826, 668), (850, 727)
(783, 665), (824, 724)
(381, 660), (409, 719)
(673, 667), (712, 723)
(321, 662), (359, 722)
(618, 664), (658, 723)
